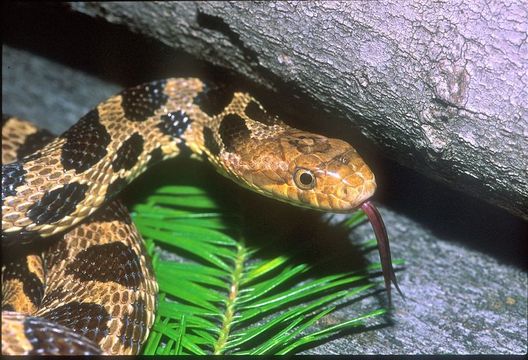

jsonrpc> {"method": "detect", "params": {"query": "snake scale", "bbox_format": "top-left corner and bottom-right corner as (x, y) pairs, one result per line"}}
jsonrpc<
(2, 78), (402, 355)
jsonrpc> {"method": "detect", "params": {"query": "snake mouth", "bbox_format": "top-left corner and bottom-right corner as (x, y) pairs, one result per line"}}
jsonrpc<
(359, 200), (404, 306)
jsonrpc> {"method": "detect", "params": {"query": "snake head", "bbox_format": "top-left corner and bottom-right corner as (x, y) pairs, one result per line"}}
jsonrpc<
(222, 126), (403, 305)
(284, 131), (377, 213)
(229, 128), (377, 213)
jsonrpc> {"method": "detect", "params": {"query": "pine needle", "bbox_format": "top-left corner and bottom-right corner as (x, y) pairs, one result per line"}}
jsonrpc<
(132, 182), (401, 355)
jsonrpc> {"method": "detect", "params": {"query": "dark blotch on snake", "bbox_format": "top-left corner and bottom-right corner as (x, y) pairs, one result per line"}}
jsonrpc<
(219, 114), (251, 152)
(146, 148), (164, 168)
(2, 229), (45, 248)
(92, 200), (132, 225)
(2, 161), (26, 203)
(177, 140), (193, 158)
(16, 129), (55, 160)
(65, 242), (142, 288)
(194, 82), (234, 116)
(39, 287), (70, 310)
(245, 100), (277, 125)
(158, 111), (192, 139)
(203, 127), (221, 156)
(118, 298), (148, 351)
(120, 80), (168, 121)
(2, 259), (44, 310)
(27, 182), (88, 225)
(112, 133), (144, 172)
(17, 314), (103, 355)
(60, 109), (111, 173)
(38, 301), (111, 345)
(105, 178), (129, 202)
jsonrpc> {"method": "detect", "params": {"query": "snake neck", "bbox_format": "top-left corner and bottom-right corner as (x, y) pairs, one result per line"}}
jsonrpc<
(1, 78), (283, 245)
(2, 79), (200, 244)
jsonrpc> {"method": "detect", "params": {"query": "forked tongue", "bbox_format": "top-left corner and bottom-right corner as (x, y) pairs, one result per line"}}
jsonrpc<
(360, 200), (404, 306)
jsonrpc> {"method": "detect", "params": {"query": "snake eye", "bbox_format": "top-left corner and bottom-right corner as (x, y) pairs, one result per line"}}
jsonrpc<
(293, 168), (316, 190)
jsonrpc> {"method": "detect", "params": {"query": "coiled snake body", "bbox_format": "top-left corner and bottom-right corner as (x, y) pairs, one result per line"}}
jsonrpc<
(2, 78), (401, 355)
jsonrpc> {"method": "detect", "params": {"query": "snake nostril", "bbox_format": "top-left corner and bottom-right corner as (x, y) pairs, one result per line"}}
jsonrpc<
(338, 185), (354, 199)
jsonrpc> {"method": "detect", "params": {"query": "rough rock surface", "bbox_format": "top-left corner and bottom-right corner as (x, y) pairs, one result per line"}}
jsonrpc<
(68, 1), (528, 220)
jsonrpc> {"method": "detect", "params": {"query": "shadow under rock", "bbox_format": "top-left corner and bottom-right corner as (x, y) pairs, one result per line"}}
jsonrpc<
(376, 158), (528, 270)
(124, 157), (375, 280)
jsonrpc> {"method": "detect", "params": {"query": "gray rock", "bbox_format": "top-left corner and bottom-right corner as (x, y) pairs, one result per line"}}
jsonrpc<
(2, 47), (120, 134)
(322, 209), (527, 354)
(68, 1), (528, 220)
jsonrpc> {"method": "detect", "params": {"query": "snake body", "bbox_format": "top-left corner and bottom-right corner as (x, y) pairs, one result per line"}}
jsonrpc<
(2, 78), (401, 354)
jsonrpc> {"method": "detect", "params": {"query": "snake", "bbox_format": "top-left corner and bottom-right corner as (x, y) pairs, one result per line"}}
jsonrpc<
(1, 78), (402, 355)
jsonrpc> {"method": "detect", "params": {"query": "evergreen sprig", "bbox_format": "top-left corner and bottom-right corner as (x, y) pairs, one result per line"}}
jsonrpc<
(132, 184), (395, 355)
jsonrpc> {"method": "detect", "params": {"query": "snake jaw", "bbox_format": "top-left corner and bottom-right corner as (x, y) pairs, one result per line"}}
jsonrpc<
(360, 200), (404, 306)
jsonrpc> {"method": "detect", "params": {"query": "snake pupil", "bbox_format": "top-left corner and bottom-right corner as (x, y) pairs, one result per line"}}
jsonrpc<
(300, 172), (313, 186)
(293, 168), (316, 190)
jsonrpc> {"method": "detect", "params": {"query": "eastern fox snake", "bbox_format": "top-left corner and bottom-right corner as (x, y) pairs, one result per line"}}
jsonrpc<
(2, 78), (401, 354)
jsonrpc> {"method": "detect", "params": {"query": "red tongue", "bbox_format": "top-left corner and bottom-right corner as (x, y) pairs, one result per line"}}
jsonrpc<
(360, 201), (404, 306)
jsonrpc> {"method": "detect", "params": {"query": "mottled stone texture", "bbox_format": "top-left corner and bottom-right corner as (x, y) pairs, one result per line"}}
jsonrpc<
(69, 1), (527, 219)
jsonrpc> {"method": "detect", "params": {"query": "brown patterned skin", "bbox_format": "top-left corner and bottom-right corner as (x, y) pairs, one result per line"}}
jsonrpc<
(2, 311), (102, 355)
(34, 201), (157, 355)
(2, 79), (377, 243)
(2, 119), (157, 355)
(2, 201), (157, 355)
(2, 78), (401, 354)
